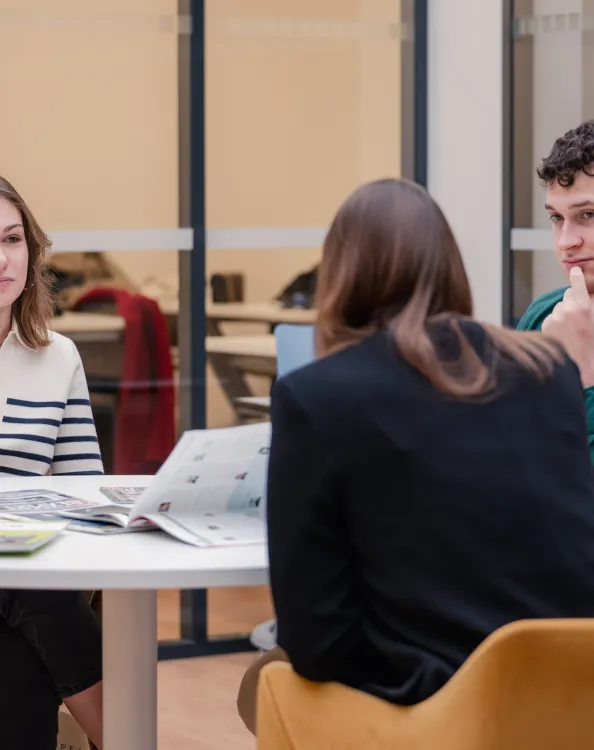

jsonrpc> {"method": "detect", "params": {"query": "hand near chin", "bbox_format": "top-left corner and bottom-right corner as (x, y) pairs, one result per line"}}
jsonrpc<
(542, 266), (594, 388)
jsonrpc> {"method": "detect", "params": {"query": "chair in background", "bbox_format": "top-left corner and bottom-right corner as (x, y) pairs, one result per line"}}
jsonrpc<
(73, 288), (175, 475)
(274, 324), (315, 379)
(67, 295), (123, 474)
(245, 324), (315, 641)
(275, 265), (317, 309)
(257, 619), (594, 750)
(211, 272), (244, 303)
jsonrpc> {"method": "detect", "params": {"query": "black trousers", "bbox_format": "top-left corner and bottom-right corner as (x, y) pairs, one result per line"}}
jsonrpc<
(0, 589), (102, 750)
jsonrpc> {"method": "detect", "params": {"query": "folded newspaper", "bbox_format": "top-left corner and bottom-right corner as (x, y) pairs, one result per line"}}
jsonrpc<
(2, 422), (272, 547)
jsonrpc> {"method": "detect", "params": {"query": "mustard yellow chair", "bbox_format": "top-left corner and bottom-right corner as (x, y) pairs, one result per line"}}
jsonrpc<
(257, 619), (594, 750)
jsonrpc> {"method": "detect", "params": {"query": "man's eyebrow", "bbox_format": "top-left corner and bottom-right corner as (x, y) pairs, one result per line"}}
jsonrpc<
(545, 200), (594, 211)
(1, 223), (23, 233)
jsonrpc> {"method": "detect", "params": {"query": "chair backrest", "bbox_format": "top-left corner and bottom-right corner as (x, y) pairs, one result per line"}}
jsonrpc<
(211, 272), (244, 303)
(274, 324), (315, 379)
(257, 619), (594, 750)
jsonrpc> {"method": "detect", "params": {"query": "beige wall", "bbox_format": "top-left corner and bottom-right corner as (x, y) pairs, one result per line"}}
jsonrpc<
(204, 0), (402, 425)
(1, 0), (401, 303)
(0, 0), (179, 283)
(1, 0), (403, 426)
(205, 0), (402, 304)
(428, 0), (505, 325)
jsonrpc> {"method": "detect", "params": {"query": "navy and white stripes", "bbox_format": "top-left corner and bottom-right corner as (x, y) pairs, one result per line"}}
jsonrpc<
(0, 327), (104, 477)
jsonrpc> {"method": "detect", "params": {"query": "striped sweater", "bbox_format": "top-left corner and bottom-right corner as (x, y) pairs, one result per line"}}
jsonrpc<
(0, 321), (104, 477)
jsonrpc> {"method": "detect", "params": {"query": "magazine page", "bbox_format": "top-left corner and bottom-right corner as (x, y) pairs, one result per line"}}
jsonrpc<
(99, 487), (147, 505)
(0, 490), (102, 516)
(56, 488), (149, 528)
(143, 511), (266, 547)
(129, 422), (271, 546)
(63, 518), (157, 535)
(57, 504), (133, 527)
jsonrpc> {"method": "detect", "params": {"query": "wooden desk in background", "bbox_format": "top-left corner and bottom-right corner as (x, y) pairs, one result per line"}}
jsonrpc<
(206, 302), (315, 335)
(206, 334), (276, 360)
(158, 298), (179, 318)
(234, 396), (271, 419)
(51, 312), (125, 344)
(206, 335), (276, 420)
(133, 299), (314, 343)
(51, 312), (126, 473)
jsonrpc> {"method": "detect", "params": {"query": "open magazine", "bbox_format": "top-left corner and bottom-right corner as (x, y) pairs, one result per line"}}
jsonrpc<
(56, 422), (272, 546)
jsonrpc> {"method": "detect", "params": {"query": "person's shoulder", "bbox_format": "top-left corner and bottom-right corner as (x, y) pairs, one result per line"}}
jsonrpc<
(44, 330), (80, 363)
(516, 287), (566, 331)
(276, 333), (394, 409)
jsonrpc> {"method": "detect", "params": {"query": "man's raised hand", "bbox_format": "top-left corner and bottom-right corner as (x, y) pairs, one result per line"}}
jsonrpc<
(542, 267), (594, 387)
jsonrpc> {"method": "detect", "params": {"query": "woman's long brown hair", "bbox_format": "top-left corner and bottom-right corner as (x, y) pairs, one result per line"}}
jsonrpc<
(316, 178), (561, 398)
(0, 176), (53, 349)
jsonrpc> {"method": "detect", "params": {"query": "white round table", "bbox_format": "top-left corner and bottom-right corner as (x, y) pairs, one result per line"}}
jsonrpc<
(0, 476), (269, 750)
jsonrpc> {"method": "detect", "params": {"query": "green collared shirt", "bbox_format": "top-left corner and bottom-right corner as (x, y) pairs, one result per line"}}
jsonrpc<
(517, 286), (594, 463)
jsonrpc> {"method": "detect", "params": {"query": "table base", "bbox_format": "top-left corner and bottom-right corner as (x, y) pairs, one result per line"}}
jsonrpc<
(103, 589), (157, 750)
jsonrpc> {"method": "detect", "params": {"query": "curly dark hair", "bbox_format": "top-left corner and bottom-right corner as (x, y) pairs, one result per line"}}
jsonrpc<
(538, 120), (594, 187)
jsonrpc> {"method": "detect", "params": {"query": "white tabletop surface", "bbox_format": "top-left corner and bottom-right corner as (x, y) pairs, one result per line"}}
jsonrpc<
(0, 476), (268, 591)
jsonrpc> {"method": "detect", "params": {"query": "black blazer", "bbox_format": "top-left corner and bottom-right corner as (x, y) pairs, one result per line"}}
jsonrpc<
(267, 322), (594, 704)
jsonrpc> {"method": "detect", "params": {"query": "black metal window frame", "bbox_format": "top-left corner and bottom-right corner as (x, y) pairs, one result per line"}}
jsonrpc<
(503, 0), (514, 327)
(159, 0), (429, 661)
(401, 0), (428, 187)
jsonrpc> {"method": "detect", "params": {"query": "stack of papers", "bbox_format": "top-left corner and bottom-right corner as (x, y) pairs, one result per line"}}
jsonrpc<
(0, 489), (99, 516)
(0, 518), (68, 554)
(0, 422), (272, 547)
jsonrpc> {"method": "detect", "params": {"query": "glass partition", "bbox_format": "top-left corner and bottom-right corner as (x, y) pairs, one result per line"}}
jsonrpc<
(0, 0), (427, 657)
(510, 0), (594, 323)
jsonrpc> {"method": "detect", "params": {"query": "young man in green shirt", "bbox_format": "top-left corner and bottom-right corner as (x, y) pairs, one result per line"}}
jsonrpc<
(517, 120), (594, 458)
